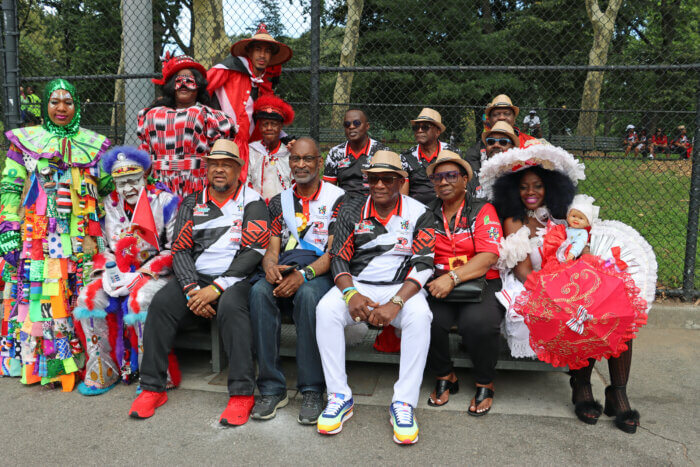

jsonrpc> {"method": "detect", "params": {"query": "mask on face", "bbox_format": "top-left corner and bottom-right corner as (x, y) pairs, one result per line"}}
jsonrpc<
(175, 75), (197, 91)
(115, 173), (146, 205)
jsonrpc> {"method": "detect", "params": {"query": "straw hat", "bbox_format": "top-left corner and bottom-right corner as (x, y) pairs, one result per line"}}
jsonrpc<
(206, 139), (244, 166)
(678, 125), (686, 131)
(230, 23), (292, 67)
(410, 108), (446, 133)
(485, 94), (519, 118)
(481, 121), (519, 147)
(426, 150), (473, 181)
(362, 150), (408, 178)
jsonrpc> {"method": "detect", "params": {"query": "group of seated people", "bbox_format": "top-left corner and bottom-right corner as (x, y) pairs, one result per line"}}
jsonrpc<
(623, 124), (693, 159)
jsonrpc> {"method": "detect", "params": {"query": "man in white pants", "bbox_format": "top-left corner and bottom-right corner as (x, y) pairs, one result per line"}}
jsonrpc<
(315, 151), (435, 445)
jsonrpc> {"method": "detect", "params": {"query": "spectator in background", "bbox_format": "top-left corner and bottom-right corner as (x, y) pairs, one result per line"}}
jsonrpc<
(635, 129), (648, 157)
(523, 109), (542, 138)
(21, 84), (41, 125)
(623, 125), (638, 157)
(649, 127), (670, 160)
(468, 121), (518, 198)
(671, 125), (692, 160)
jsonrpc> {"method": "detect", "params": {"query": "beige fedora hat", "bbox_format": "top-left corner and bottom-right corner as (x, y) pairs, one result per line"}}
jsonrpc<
(410, 108), (446, 133)
(481, 121), (519, 147)
(485, 94), (520, 118)
(426, 150), (474, 181)
(206, 139), (244, 166)
(362, 150), (408, 178)
(230, 23), (293, 67)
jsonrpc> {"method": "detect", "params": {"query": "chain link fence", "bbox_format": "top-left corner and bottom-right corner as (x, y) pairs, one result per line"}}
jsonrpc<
(2, 0), (699, 297)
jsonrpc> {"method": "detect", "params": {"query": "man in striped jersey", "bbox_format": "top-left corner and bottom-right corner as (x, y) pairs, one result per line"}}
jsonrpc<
(129, 139), (270, 427)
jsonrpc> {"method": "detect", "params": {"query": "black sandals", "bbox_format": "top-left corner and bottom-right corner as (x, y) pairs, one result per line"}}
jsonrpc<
(427, 378), (459, 407)
(569, 376), (603, 425)
(604, 385), (640, 434)
(467, 385), (494, 417)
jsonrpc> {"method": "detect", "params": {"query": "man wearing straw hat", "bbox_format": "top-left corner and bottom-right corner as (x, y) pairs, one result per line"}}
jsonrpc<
(207, 23), (293, 181)
(315, 150), (435, 445)
(402, 108), (462, 205)
(467, 121), (518, 198)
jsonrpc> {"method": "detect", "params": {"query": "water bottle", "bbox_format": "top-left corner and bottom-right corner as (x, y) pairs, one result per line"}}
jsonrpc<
(105, 261), (122, 286)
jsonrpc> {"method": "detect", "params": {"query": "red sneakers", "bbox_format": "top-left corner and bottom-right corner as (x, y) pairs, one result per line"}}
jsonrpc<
(129, 390), (168, 419)
(219, 395), (255, 426)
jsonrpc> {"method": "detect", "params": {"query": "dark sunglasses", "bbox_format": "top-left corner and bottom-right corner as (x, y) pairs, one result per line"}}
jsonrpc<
(367, 174), (400, 185)
(289, 155), (318, 164)
(428, 170), (461, 184)
(343, 119), (363, 128)
(411, 123), (434, 132)
(485, 137), (512, 146)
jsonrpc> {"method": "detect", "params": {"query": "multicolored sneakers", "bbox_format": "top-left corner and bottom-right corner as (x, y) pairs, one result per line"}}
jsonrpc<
(390, 401), (419, 445)
(317, 393), (354, 435)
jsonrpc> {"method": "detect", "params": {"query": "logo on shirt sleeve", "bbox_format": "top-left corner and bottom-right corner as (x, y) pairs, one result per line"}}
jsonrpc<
(193, 204), (210, 216)
(354, 220), (374, 234)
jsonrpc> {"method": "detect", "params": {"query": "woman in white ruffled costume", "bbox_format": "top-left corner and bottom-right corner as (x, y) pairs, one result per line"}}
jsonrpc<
(481, 141), (657, 434)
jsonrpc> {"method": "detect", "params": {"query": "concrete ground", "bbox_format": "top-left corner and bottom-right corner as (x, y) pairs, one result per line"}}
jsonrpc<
(1, 307), (698, 465)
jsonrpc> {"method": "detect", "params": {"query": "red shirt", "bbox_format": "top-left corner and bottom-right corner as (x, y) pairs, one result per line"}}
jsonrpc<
(652, 134), (668, 145)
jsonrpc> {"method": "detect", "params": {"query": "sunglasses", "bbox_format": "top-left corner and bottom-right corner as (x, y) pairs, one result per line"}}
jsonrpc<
(428, 170), (462, 184)
(367, 174), (400, 185)
(343, 119), (363, 128)
(289, 155), (318, 164)
(485, 137), (512, 146)
(174, 75), (197, 91)
(411, 123), (434, 132)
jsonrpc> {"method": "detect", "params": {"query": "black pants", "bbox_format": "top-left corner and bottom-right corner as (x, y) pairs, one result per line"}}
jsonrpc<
(428, 278), (504, 384)
(140, 277), (254, 396)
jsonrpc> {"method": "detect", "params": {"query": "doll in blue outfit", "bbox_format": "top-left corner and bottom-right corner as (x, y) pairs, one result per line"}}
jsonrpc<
(557, 194), (599, 262)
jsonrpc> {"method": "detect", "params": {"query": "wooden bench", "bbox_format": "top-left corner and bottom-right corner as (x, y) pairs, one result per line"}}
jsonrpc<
(550, 134), (621, 155)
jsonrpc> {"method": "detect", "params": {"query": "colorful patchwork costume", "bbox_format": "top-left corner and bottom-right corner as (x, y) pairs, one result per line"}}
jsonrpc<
(0, 79), (111, 390)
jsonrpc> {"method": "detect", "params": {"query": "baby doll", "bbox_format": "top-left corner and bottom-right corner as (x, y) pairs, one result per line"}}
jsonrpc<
(557, 194), (600, 262)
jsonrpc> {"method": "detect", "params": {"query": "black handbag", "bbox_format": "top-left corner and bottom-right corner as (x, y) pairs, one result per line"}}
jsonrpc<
(438, 201), (487, 303)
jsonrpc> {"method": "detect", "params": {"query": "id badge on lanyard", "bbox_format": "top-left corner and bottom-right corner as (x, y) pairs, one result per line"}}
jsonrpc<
(443, 200), (468, 270)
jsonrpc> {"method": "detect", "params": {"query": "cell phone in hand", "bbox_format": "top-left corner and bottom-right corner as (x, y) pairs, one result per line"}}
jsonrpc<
(280, 265), (297, 277)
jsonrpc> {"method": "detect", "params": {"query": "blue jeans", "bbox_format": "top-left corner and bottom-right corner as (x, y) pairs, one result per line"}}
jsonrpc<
(249, 274), (333, 394)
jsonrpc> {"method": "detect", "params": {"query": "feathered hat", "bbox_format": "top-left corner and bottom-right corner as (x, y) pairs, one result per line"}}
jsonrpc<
(152, 52), (207, 86)
(102, 146), (152, 178)
(478, 141), (586, 199)
(253, 95), (294, 126)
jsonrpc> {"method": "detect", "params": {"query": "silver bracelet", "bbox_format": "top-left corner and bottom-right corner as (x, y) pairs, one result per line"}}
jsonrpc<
(448, 270), (460, 286)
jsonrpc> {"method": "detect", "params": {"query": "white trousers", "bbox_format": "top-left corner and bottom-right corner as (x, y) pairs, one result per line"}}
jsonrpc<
(316, 280), (432, 408)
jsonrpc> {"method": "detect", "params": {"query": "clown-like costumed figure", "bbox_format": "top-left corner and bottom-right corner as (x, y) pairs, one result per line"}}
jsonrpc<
(74, 147), (181, 395)
(0, 79), (111, 390)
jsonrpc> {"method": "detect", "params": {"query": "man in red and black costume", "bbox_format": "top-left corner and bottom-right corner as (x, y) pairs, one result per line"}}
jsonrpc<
(207, 23), (292, 181)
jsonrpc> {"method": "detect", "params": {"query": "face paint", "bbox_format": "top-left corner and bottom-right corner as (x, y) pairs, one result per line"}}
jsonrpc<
(114, 173), (146, 205)
(175, 75), (197, 91)
(42, 79), (81, 137)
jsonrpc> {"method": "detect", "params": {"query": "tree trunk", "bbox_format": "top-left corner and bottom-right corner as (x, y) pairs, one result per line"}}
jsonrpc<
(330, 0), (364, 129)
(192, 0), (230, 66)
(576, 0), (623, 138)
(111, 0), (125, 143)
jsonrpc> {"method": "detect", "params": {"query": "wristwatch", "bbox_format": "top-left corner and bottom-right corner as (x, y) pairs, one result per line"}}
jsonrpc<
(390, 295), (405, 309)
(298, 268), (307, 281)
(303, 266), (316, 281)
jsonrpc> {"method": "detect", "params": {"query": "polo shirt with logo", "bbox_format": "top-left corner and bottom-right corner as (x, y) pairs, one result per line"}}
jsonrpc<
(402, 141), (462, 205)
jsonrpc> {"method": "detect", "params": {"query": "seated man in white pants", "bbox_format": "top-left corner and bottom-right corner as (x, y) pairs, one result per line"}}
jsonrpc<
(315, 151), (435, 445)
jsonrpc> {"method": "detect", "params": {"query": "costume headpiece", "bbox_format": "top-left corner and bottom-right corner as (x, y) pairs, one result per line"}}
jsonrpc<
(478, 142), (586, 199)
(152, 52), (207, 86)
(361, 150), (408, 178)
(410, 108), (446, 133)
(102, 146), (152, 178)
(568, 194), (600, 225)
(230, 23), (293, 67)
(42, 79), (81, 138)
(253, 95), (294, 125)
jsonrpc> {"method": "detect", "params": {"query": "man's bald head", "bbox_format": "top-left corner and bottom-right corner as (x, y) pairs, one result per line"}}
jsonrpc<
(292, 137), (319, 157)
(290, 137), (321, 185)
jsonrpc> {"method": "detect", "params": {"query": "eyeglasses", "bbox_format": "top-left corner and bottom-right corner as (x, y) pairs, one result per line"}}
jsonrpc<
(343, 119), (363, 128)
(428, 170), (461, 184)
(485, 137), (512, 146)
(411, 123), (434, 132)
(367, 174), (400, 185)
(289, 155), (318, 164)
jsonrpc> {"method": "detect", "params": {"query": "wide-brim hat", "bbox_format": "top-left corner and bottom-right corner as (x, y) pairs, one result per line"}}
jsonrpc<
(361, 150), (408, 178)
(481, 121), (519, 147)
(410, 107), (446, 133)
(478, 143), (586, 199)
(230, 23), (292, 67)
(152, 52), (207, 86)
(485, 94), (519, 118)
(206, 139), (244, 166)
(426, 150), (474, 181)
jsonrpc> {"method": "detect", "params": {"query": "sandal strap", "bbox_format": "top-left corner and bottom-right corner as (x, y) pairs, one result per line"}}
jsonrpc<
(434, 378), (457, 399)
(474, 386), (494, 404)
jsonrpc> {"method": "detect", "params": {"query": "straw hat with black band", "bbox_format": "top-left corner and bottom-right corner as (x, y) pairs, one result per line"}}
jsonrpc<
(206, 139), (244, 166)
(230, 23), (292, 67)
(361, 150), (408, 178)
(481, 121), (519, 147)
(410, 108), (446, 133)
(484, 94), (519, 118)
(426, 150), (474, 182)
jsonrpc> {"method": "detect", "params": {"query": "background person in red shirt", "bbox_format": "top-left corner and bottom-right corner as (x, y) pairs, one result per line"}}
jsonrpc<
(649, 127), (670, 160)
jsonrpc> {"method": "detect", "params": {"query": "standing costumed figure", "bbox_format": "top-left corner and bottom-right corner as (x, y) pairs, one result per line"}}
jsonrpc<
(138, 53), (236, 198)
(0, 79), (111, 390)
(74, 147), (181, 395)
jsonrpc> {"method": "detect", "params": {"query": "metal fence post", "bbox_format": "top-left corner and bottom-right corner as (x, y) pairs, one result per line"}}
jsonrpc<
(682, 82), (700, 300)
(1, 0), (21, 131)
(309, 0), (321, 142)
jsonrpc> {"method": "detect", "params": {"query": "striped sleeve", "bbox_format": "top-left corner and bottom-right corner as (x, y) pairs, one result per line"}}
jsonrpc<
(329, 198), (359, 282)
(172, 194), (199, 292)
(405, 208), (436, 287)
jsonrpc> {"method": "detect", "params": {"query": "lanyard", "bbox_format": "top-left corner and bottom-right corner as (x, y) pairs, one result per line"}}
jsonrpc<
(441, 199), (465, 255)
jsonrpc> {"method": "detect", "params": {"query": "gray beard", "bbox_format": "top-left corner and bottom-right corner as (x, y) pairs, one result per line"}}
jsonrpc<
(212, 182), (232, 192)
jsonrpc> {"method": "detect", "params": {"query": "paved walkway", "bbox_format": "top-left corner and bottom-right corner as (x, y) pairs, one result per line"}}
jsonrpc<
(1, 326), (698, 464)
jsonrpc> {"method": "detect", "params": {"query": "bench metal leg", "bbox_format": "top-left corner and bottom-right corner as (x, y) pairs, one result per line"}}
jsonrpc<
(210, 320), (227, 373)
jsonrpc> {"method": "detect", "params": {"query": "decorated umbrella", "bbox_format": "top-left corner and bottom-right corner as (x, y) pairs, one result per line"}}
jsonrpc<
(514, 254), (648, 369)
